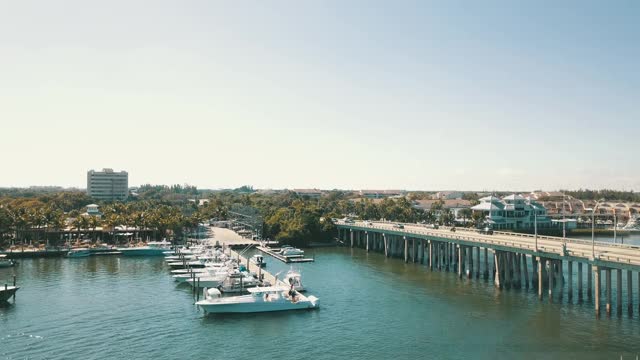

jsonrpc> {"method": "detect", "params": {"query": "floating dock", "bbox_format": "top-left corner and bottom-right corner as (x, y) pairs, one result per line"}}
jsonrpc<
(256, 246), (315, 263)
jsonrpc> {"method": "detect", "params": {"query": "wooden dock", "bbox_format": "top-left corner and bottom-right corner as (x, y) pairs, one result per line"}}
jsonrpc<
(228, 248), (288, 287)
(256, 246), (315, 263)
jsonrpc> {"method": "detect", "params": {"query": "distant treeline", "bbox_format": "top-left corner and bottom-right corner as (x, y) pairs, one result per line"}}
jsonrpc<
(562, 189), (640, 202)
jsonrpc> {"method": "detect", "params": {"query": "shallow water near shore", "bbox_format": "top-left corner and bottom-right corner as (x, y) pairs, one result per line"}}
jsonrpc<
(1, 244), (640, 359)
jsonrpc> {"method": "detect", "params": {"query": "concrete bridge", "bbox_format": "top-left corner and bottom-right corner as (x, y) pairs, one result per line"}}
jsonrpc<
(336, 220), (640, 318)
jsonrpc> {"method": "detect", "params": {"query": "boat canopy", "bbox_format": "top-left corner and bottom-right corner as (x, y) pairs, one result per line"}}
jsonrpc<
(0, 254), (6, 258)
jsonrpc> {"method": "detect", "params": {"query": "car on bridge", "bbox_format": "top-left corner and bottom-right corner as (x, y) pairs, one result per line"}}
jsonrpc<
(477, 226), (494, 235)
(393, 223), (404, 229)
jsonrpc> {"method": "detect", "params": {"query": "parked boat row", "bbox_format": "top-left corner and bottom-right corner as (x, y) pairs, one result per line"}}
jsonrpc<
(165, 241), (318, 314)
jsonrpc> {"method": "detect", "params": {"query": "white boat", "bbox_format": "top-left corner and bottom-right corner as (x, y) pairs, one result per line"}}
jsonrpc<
(623, 216), (640, 231)
(250, 254), (266, 268)
(67, 248), (92, 258)
(196, 286), (319, 314)
(281, 248), (304, 258)
(0, 255), (16, 268)
(218, 272), (260, 293)
(0, 286), (19, 302)
(119, 241), (172, 256)
(284, 269), (304, 292)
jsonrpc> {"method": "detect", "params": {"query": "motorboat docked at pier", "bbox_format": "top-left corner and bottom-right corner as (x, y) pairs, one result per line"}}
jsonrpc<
(119, 241), (172, 256)
(276, 245), (304, 258)
(66, 248), (92, 258)
(196, 286), (319, 314)
(0, 286), (19, 302)
(284, 269), (304, 292)
(0, 254), (16, 268)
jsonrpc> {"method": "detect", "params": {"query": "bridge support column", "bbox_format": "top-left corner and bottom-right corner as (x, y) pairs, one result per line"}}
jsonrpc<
(606, 268), (612, 316)
(507, 252), (513, 289)
(557, 260), (563, 300)
(568, 261), (573, 302)
(616, 269), (622, 316)
(594, 266), (601, 317)
(627, 270), (633, 316)
(412, 239), (416, 263)
(383, 234), (388, 257)
(428, 241), (432, 270)
(515, 253), (522, 289)
(442, 241), (447, 270)
(350, 230), (353, 248)
(587, 264), (596, 299)
(403, 237), (408, 263)
(366, 232), (369, 252)
(466, 247), (472, 279)
(537, 257), (543, 300)
(483, 248), (489, 279)
(532, 257), (538, 288)
(522, 254), (529, 289)
(548, 260), (553, 301)
(456, 245), (461, 278)
(578, 262), (583, 302)
(474, 247), (480, 279)
(494, 251), (501, 288)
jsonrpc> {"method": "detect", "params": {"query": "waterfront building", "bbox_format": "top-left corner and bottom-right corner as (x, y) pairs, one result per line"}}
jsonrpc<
(85, 204), (102, 217)
(413, 199), (472, 222)
(471, 194), (551, 230)
(432, 191), (464, 200)
(293, 189), (323, 198)
(360, 190), (404, 199)
(87, 168), (128, 201)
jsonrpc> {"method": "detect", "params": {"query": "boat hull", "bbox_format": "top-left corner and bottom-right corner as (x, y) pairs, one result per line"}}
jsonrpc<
(0, 261), (15, 268)
(198, 300), (318, 313)
(118, 248), (169, 256)
(0, 286), (19, 302)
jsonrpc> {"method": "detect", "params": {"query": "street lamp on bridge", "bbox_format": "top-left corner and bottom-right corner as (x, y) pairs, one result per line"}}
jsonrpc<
(588, 198), (606, 260)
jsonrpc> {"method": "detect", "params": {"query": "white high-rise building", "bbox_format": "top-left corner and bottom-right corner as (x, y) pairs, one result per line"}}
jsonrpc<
(87, 168), (128, 201)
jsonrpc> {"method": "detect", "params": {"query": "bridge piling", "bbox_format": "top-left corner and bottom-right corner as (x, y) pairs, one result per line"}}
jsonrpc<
(366, 232), (370, 252)
(548, 260), (554, 301)
(587, 264), (593, 300)
(483, 248), (489, 279)
(537, 258), (543, 299)
(578, 262), (583, 302)
(628, 270), (633, 316)
(532, 257), (538, 288)
(494, 251), (501, 288)
(594, 266), (601, 317)
(616, 269), (622, 316)
(568, 261), (573, 302)
(606, 268), (612, 316)
(428, 240), (432, 270)
(522, 254), (529, 289)
(458, 245), (463, 278)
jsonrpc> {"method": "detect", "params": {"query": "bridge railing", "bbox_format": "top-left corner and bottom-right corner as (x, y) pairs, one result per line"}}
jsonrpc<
(347, 220), (640, 250)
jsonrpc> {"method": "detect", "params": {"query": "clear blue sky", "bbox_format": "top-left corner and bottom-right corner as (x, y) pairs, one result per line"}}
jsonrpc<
(1, 1), (638, 191)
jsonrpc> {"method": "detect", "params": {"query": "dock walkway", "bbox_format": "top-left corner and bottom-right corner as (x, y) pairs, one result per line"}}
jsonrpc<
(228, 248), (287, 287)
(256, 246), (315, 263)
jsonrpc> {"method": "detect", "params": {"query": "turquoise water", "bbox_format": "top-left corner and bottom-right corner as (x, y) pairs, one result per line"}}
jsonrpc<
(1, 247), (640, 359)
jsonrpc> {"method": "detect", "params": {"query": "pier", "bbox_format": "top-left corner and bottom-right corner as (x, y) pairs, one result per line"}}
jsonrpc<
(337, 220), (640, 318)
(256, 246), (315, 263)
(228, 248), (287, 287)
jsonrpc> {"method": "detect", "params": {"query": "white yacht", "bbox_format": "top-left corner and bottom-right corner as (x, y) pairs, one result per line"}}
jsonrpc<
(119, 241), (172, 256)
(0, 254), (16, 268)
(218, 272), (260, 293)
(284, 269), (304, 292)
(196, 286), (319, 314)
(67, 248), (92, 258)
(281, 248), (304, 257)
(623, 216), (640, 231)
